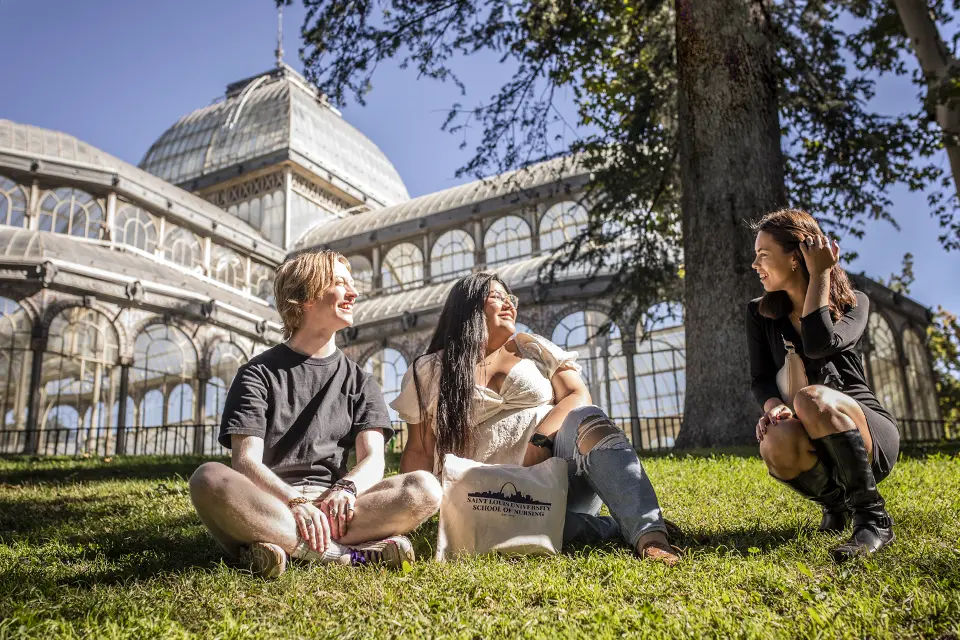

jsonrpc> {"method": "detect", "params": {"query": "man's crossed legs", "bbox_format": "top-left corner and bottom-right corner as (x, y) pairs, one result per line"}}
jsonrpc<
(189, 464), (442, 577)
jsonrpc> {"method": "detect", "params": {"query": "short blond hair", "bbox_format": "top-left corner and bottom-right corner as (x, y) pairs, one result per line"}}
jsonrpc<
(274, 250), (350, 338)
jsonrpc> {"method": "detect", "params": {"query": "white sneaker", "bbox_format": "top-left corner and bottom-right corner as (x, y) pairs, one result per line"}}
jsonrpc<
(239, 542), (287, 579)
(339, 536), (415, 568)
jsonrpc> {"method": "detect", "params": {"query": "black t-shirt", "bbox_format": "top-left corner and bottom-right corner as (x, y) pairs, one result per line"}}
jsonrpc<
(218, 344), (393, 486)
(745, 291), (896, 425)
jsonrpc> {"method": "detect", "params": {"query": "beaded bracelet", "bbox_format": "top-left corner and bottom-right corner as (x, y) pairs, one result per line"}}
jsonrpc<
(287, 497), (309, 508)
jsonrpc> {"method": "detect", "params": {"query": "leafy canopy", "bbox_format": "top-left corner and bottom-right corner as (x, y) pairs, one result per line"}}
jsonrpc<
(292, 0), (959, 326)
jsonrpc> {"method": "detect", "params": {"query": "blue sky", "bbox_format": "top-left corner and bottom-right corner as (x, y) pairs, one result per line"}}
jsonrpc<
(1, 0), (957, 315)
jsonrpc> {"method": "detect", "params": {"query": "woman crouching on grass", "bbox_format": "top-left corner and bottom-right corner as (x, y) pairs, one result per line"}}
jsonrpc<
(393, 272), (679, 565)
(747, 209), (899, 562)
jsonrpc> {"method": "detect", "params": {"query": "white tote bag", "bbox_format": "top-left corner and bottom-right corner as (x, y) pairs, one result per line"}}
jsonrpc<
(436, 454), (569, 561)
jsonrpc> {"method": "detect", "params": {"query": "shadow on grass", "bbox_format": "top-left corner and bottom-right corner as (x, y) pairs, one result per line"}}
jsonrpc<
(898, 442), (960, 458)
(561, 524), (808, 562)
(0, 454), (407, 486)
(636, 445), (761, 460)
(5, 525), (223, 591)
(0, 456), (221, 486)
(1, 443), (953, 487)
(637, 442), (960, 460)
(673, 524), (810, 554)
(0, 494), (141, 542)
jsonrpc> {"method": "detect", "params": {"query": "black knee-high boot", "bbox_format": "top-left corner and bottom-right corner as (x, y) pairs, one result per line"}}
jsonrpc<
(812, 430), (894, 562)
(776, 459), (849, 532)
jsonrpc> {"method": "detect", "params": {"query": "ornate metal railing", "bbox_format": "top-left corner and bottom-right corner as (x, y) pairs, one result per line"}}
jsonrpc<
(0, 417), (953, 457)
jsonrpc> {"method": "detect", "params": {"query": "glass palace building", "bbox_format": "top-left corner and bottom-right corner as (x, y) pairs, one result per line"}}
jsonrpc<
(0, 62), (943, 455)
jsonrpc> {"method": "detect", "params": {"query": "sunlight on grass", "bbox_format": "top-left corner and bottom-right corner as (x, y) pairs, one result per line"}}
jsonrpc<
(0, 452), (958, 638)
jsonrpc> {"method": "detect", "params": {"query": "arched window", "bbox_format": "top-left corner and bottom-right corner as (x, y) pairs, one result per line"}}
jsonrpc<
(250, 198), (263, 230)
(140, 389), (164, 428)
(485, 216), (532, 266)
(0, 297), (33, 431)
(132, 324), (198, 429)
(290, 192), (338, 247)
(381, 243), (423, 292)
(162, 226), (204, 271)
(42, 307), (120, 452)
(866, 313), (908, 420)
(207, 342), (246, 425)
(364, 348), (408, 423)
(112, 397), (134, 433)
(113, 204), (158, 253)
(250, 263), (275, 304)
(552, 311), (629, 420)
(38, 188), (104, 239)
(540, 201), (588, 252)
(635, 302), (685, 418)
(205, 377), (227, 421)
(167, 383), (195, 425)
(45, 405), (79, 431)
(261, 191), (285, 246)
(0, 176), (29, 228)
(211, 245), (246, 290)
(903, 329), (939, 421)
(431, 230), (475, 281)
(513, 321), (533, 336)
(346, 255), (374, 295)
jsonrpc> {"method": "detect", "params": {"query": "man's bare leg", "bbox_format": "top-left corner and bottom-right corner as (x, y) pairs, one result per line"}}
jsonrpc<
(189, 463), (443, 556)
(334, 470), (443, 546)
(189, 462), (300, 557)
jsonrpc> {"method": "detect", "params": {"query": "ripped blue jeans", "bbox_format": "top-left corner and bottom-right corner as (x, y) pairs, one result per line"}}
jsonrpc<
(553, 405), (667, 549)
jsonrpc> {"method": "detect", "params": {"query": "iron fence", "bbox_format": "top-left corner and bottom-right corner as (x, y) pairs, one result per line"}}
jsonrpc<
(0, 424), (223, 457)
(0, 423), (410, 457)
(897, 418), (957, 443)
(611, 416), (683, 452)
(0, 417), (953, 458)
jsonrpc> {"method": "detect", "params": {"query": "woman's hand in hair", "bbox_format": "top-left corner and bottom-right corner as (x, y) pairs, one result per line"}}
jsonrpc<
(799, 235), (840, 275)
(756, 404), (793, 442)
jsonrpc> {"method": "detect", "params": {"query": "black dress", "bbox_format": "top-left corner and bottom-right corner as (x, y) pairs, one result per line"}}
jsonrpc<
(745, 291), (899, 481)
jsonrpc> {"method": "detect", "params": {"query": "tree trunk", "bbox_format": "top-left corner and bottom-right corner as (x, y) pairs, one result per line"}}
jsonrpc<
(673, 0), (787, 447)
(892, 0), (960, 199)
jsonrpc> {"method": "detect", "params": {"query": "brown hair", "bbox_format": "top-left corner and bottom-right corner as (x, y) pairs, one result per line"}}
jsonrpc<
(273, 250), (350, 338)
(752, 208), (857, 322)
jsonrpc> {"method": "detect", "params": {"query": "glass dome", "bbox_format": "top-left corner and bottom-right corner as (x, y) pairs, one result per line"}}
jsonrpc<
(139, 64), (409, 208)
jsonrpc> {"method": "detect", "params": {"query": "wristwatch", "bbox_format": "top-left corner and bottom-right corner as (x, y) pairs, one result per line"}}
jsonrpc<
(332, 478), (357, 495)
(529, 433), (554, 449)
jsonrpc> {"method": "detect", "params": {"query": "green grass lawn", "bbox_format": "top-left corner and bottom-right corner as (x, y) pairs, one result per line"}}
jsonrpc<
(0, 451), (958, 639)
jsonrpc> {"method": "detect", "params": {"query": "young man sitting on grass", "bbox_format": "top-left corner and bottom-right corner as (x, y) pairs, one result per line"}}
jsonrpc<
(189, 250), (442, 578)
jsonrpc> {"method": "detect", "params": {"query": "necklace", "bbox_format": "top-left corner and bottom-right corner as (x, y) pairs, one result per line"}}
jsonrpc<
(477, 344), (505, 387)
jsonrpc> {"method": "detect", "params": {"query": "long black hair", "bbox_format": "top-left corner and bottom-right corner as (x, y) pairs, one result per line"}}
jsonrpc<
(413, 272), (512, 460)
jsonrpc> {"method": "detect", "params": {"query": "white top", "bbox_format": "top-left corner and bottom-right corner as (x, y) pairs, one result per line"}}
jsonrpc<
(390, 333), (581, 468)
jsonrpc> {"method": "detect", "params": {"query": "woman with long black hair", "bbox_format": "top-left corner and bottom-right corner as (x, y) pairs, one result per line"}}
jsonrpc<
(748, 209), (898, 562)
(393, 273), (678, 564)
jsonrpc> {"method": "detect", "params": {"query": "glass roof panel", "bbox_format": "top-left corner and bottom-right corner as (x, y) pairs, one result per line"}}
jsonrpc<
(0, 228), (277, 321)
(137, 67), (409, 207)
(297, 156), (587, 248)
